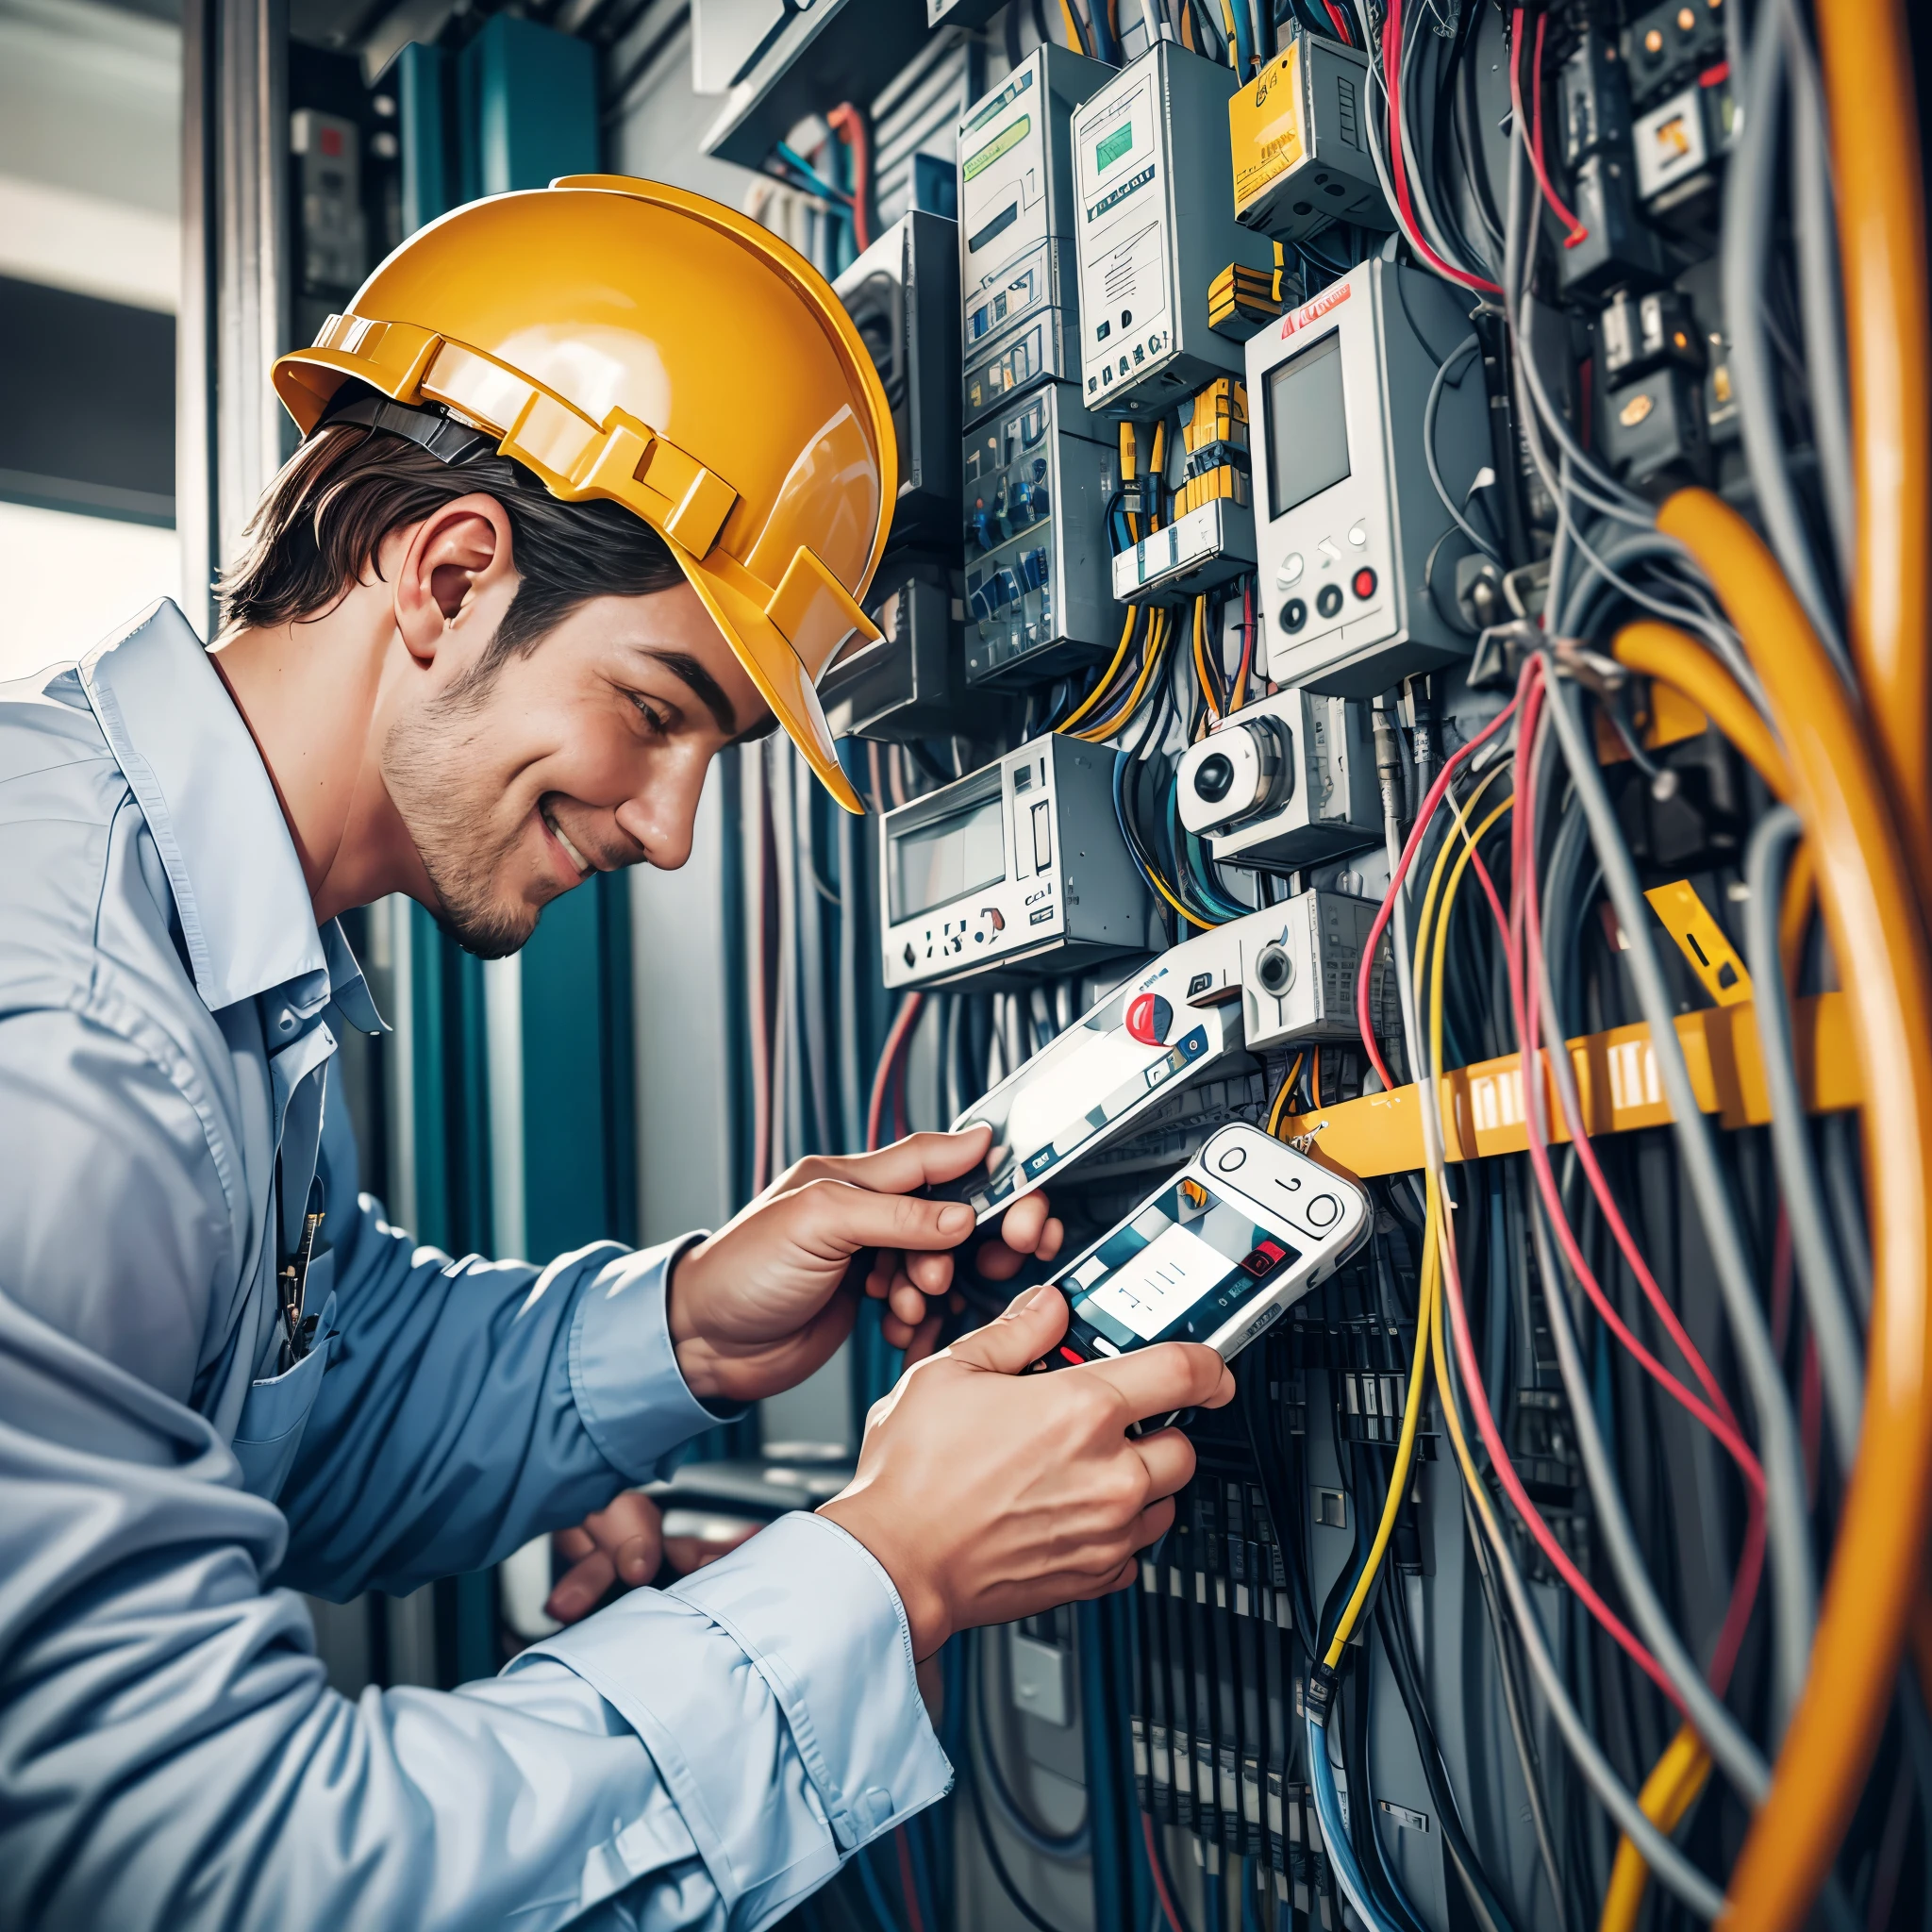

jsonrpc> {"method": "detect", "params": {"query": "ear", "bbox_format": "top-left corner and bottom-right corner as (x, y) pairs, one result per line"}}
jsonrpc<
(392, 492), (517, 665)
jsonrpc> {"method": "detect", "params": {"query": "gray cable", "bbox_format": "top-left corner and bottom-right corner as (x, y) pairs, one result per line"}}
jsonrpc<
(1744, 806), (1865, 1468)
(1720, 0), (1852, 683)
(1542, 672), (1816, 1733)
(1457, 1483), (1574, 1932)
(1527, 1174), (1772, 1805)
(1426, 338), (1501, 561)
(1782, 7), (1854, 590)
(1439, 1262), (1727, 1920)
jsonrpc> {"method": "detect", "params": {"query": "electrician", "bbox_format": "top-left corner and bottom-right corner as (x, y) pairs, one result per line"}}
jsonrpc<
(0, 177), (1231, 1930)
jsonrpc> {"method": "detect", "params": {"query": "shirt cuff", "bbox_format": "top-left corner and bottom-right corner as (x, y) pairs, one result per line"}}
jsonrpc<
(568, 1234), (738, 1480)
(517, 1512), (952, 1916)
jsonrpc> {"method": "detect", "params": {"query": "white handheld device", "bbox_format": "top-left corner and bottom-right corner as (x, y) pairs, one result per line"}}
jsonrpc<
(1026, 1123), (1370, 1375)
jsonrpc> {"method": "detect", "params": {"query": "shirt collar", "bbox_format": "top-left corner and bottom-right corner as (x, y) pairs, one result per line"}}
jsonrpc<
(78, 599), (375, 1024)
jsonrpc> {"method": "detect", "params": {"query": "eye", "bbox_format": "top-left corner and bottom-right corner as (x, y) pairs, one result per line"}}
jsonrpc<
(628, 691), (670, 735)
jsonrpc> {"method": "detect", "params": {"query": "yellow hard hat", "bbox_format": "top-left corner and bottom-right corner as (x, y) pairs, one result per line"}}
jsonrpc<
(272, 175), (896, 814)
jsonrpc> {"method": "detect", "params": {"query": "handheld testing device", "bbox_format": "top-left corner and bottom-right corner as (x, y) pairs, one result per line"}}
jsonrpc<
(1028, 1122), (1371, 1372)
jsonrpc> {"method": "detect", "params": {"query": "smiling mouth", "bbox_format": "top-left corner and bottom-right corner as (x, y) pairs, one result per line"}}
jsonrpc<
(541, 807), (593, 876)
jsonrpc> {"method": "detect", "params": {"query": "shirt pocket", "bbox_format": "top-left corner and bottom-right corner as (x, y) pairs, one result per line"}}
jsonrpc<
(231, 1289), (337, 1502)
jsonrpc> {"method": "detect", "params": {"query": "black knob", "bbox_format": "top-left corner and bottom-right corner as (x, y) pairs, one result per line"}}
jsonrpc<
(1193, 753), (1236, 803)
(1256, 943), (1294, 995)
(1316, 583), (1344, 619)
(1279, 597), (1307, 634)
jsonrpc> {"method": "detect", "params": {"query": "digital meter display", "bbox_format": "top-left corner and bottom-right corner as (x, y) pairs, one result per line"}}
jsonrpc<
(1095, 121), (1134, 173)
(889, 774), (1008, 924)
(1265, 329), (1351, 519)
(1058, 1174), (1301, 1353)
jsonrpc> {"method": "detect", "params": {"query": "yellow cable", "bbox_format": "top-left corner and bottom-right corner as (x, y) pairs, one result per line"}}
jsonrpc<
(1075, 607), (1169, 742)
(1609, 622), (1791, 800)
(1192, 595), (1221, 723)
(1060, 606), (1141, 734)
(1216, 0), (1241, 69)
(1321, 791), (1509, 1668)
(1266, 1054), (1306, 1138)
(1659, 489), (1932, 1932)
(1058, 0), (1087, 53)
(1599, 1727), (1714, 1932)
(1816, 0), (1932, 910)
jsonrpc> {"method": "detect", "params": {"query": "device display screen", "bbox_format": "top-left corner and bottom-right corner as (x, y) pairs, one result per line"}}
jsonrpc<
(1264, 329), (1350, 519)
(1058, 1174), (1302, 1354)
(889, 774), (1008, 924)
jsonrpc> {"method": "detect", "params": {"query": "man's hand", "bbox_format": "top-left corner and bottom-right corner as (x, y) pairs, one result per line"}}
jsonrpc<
(668, 1125), (1062, 1405)
(546, 1490), (664, 1624)
(818, 1282), (1234, 1659)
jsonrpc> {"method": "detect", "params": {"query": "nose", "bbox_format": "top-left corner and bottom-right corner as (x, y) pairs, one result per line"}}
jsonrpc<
(614, 751), (708, 871)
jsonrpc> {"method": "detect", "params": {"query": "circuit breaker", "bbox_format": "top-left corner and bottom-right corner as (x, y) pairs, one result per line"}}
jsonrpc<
(1072, 42), (1274, 415)
(962, 383), (1116, 687)
(835, 208), (961, 555)
(958, 42), (1111, 428)
(1247, 259), (1490, 694)
(1228, 31), (1389, 241)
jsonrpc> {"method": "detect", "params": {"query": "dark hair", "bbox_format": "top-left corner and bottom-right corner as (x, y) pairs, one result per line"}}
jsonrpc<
(216, 412), (686, 664)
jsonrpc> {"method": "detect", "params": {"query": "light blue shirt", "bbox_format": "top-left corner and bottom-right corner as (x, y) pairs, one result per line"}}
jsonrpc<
(0, 600), (950, 1930)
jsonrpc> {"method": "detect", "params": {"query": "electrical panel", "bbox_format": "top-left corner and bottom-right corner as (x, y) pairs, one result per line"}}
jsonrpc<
(961, 383), (1116, 686)
(1228, 32), (1389, 240)
(665, 1), (1913, 1926)
(1072, 42), (1275, 415)
(879, 732), (1154, 989)
(958, 42), (1112, 428)
(1247, 260), (1490, 693)
(835, 209), (962, 555)
(822, 563), (1008, 742)
(1175, 688), (1378, 870)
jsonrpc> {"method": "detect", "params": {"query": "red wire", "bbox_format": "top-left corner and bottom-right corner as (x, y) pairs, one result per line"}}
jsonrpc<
(1141, 1813), (1189, 1932)
(826, 102), (872, 252)
(1353, 693), (1523, 1093)
(895, 1826), (926, 1932)
(1380, 0), (1504, 295)
(1509, 661), (1767, 1487)
(866, 993), (924, 1152)
(1434, 1133), (1687, 1708)
(1513, 8), (1588, 246)
(1322, 0), (1353, 44)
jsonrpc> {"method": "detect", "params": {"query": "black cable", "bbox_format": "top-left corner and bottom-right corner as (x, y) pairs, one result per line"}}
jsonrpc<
(963, 1714), (1074, 1932)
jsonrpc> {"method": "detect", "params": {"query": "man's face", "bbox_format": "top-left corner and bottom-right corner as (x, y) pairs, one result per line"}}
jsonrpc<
(381, 580), (768, 958)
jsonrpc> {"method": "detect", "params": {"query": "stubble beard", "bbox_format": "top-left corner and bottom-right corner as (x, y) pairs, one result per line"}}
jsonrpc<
(381, 675), (545, 960)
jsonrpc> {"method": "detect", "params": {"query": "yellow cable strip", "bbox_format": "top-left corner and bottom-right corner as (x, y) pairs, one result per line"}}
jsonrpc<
(1216, 0), (1241, 69)
(1266, 1054), (1306, 1138)
(1599, 1729), (1714, 1932)
(1074, 606), (1169, 743)
(1058, 0), (1087, 53)
(1320, 791), (1511, 1668)
(1659, 490), (1932, 1932)
(1192, 595), (1221, 726)
(1060, 606), (1141, 734)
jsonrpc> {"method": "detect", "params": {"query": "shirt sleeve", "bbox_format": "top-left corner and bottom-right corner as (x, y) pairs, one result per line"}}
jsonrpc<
(0, 1288), (950, 1931)
(274, 1091), (733, 1601)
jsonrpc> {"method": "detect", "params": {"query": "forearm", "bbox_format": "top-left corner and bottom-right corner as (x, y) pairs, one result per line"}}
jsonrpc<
(280, 1165), (728, 1597)
(1, 1310), (949, 1932)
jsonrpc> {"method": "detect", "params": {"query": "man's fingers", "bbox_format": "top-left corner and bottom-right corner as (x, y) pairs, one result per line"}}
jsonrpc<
(1083, 1341), (1234, 1423)
(1129, 1495), (1177, 1552)
(545, 1548), (615, 1624)
(553, 1524), (595, 1564)
(946, 1282), (1069, 1373)
(777, 1126), (994, 1201)
(1128, 1424), (1197, 1501)
(791, 1178), (976, 1257)
(997, 1189), (1051, 1255)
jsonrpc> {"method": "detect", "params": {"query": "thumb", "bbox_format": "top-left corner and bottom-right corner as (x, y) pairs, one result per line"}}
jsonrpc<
(948, 1282), (1069, 1374)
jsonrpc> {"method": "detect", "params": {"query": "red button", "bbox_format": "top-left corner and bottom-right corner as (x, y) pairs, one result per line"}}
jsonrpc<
(1351, 567), (1377, 599)
(1125, 991), (1173, 1045)
(1058, 1345), (1088, 1366)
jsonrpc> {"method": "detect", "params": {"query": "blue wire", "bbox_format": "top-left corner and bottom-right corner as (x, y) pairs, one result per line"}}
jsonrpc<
(774, 141), (854, 206)
(1240, 1856), (1261, 1932)
(1202, 1868), (1224, 1932)
(1305, 1712), (1398, 1932)
(854, 1838), (904, 1932)
(908, 1814), (941, 1932)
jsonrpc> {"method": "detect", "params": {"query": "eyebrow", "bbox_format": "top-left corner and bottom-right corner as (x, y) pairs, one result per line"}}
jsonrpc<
(637, 648), (741, 737)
